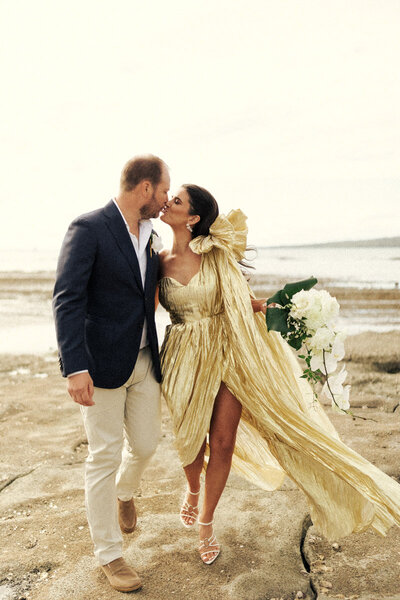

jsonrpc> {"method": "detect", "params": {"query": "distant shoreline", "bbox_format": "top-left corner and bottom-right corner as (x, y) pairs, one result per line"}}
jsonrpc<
(1, 235), (400, 259)
(259, 236), (400, 249)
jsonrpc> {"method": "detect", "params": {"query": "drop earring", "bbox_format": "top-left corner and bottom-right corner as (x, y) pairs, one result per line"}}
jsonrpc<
(186, 223), (193, 233)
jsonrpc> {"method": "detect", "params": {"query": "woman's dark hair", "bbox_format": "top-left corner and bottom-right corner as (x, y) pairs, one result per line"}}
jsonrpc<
(182, 184), (219, 238)
(182, 183), (255, 280)
(183, 183), (255, 275)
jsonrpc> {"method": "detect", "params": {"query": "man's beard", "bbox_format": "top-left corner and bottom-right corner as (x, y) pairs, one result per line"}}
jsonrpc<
(140, 193), (160, 220)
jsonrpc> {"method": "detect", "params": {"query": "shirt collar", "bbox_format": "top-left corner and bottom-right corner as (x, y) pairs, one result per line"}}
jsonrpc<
(113, 198), (153, 241)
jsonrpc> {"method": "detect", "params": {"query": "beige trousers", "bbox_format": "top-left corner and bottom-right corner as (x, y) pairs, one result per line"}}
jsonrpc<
(80, 346), (161, 565)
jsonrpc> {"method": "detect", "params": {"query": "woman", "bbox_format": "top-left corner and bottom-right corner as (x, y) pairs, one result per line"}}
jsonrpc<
(158, 184), (400, 565)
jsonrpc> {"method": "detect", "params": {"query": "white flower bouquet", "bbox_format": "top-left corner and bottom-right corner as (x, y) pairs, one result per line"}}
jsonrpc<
(266, 278), (353, 416)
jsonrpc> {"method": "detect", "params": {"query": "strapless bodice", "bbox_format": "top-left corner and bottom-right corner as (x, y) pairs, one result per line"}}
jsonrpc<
(158, 262), (223, 324)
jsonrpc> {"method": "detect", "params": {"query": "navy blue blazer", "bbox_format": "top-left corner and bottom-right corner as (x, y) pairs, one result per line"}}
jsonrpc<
(53, 200), (161, 388)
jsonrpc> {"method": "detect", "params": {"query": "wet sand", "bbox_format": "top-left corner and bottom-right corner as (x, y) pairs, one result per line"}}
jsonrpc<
(1, 271), (399, 354)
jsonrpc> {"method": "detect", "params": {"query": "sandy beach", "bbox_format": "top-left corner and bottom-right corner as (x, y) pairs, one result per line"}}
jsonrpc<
(1, 276), (400, 600)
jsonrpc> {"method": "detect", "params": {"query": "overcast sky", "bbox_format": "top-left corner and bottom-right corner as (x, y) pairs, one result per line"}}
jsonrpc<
(1, 0), (399, 251)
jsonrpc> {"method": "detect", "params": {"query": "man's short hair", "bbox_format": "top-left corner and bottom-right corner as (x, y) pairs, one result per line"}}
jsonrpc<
(120, 154), (166, 192)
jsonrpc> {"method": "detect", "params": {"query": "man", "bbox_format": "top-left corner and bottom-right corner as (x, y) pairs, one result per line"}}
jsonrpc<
(53, 154), (170, 592)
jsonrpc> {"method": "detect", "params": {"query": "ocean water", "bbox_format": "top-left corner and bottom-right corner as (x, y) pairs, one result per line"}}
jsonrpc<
(0, 245), (399, 288)
(0, 248), (60, 273)
(253, 246), (400, 289)
(0, 245), (399, 354)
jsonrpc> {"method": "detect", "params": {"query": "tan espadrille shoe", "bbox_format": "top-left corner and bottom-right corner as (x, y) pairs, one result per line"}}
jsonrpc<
(118, 498), (137, 534)
(101, 557), (142, 592)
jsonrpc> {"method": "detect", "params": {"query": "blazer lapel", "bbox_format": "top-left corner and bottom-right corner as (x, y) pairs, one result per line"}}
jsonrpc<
(144, 238), (157, 297)
(103, 200), (144, 292)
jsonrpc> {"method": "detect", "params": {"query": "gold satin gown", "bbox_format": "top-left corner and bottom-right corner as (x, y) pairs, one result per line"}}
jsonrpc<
(159, 209), (400, 540)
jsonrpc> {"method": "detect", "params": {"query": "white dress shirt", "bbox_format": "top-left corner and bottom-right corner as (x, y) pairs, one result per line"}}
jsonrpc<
(67, 200), (153, 377)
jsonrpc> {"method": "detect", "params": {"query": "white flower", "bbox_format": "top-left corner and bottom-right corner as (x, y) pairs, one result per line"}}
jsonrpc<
(309, 352), (332, 373)
(308, 327), (336, 352)
(324, 352), (339, 374)
(150, 232), (163, 253)
(322, 364), (347, 397)
(331, 335), (345, 362)
(290, 289), (340, 331)
(289, 289), (314, 319)
(331, 385), (351, 412)
(310, 352), (324, 372)
(320, 291), (340, 326)
(310, 350), (337, 374)
(308, 327), (347, 374)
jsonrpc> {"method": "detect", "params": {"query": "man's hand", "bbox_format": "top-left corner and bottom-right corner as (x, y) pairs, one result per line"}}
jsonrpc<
(67, 372), (95, 406)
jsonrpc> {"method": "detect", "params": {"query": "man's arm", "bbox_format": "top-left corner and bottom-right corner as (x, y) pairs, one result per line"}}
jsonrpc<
(53, 217), (97, 401)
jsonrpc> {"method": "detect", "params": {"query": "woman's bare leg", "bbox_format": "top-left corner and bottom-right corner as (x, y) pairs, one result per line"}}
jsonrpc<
(199, 382), (242, 562)
(180, 439), (206, 526)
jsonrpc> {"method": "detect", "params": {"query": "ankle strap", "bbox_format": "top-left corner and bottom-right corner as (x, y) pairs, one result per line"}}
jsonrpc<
(198, 520), (213, 526)
(188, 488), (201, 495)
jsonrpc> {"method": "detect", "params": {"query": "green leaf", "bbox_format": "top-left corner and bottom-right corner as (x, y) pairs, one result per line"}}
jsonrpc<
(288, 337), (303, 350)
(266, 307), (290, 334)
(282, 277), (318, 300)
(266, 288), (288, 306)
(267, 277), (318, 307)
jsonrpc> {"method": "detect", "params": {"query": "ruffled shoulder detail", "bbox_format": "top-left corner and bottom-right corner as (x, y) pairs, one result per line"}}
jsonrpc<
(189, 209), (248, 260)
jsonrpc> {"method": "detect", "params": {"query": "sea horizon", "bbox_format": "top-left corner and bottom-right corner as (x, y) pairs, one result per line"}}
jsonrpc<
(1, 234), (400, 277)
(259, 234), (400, 249)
